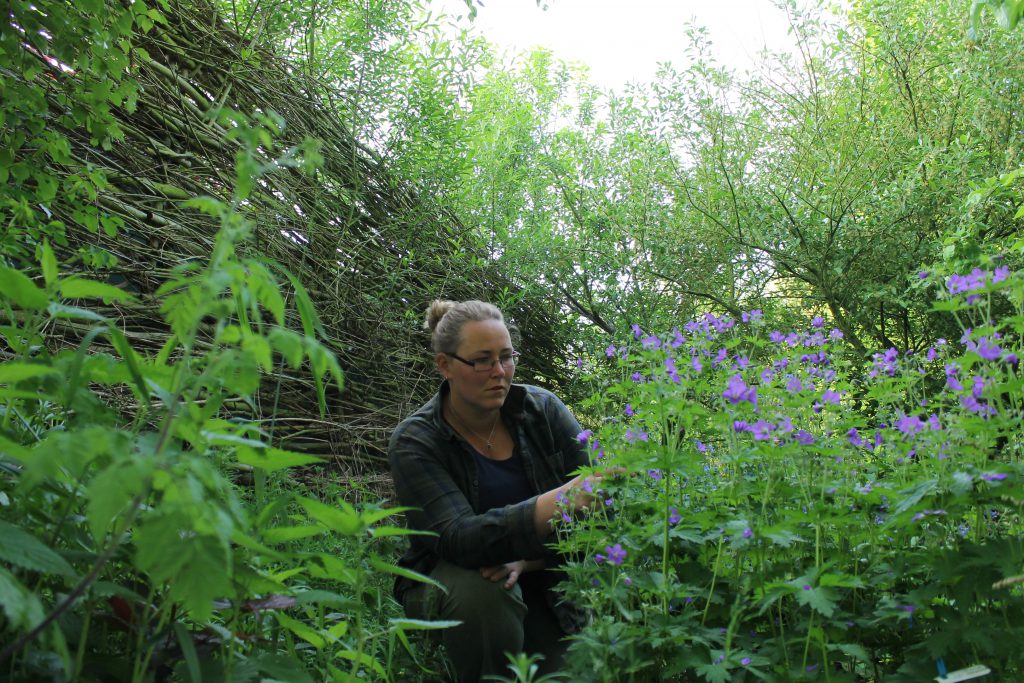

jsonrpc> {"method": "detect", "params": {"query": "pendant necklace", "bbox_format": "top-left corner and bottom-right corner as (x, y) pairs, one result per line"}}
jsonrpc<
(449, 398), (500, 451)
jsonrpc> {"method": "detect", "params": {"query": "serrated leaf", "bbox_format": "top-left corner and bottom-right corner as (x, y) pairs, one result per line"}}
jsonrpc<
(0, 566), (45, 630)
(0, 266), (48, 310)
(0, 520), (76, 576)
(794, 584), (838, 617)
(299, 496), (362, 535)
(262, 525), (326, 543)
(237, 446), (322, 472)
(86, 460), (152, 541)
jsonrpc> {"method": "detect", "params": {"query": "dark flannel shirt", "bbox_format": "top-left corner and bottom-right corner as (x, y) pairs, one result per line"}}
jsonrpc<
(388, 381), (589, 632)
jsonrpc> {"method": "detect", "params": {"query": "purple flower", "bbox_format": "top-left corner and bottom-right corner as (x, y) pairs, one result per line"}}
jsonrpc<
(829, 328), (844, 340)
(736, 355), (750, 369)
(751, 420), (775, 441)
(769, 330), (785, 343)
(912, 509), (946, 522)
(927, 346), (938, 361)
(648, 468), (662, 481)
(777, 415), (794, 433)
(691, 355), (703, 373)
(624, 403), (634, 417)
(975, 336), (1003, 361)
(625, 429), (649, 443)
(945, 364), (964, 392)
(723, 374), (758, 406)
(821, 389), (841, 405)
(741, 309), (762, 323)
(631, 371), (645, 383)
(605, 344), (616, 357)
(695, 440), (707, 453)
(992, 265), (1010, 283)
(605, 543), (627, 566)
(671, 328), (685, 348)
(803, 584), (812, 591)
(669, 507), (681, 525)
(795, 429), (814, 445)
(918, 270), (929, 279)
(576, 358), (584, 369)
(742, 527), (753, 539)
(980, 472), (1006, 482)
(811, 316), (824, 328)
(642, 334), (661, 349)
(928, 414), (942, 431)
(623, 576), (632, 587)
(741, 657), (751, 666)
(577, 430), (593, 445)
(786, 376), (803, 394)
(631, 324), (643, 339)
(847, 428), (864, 447)
(733, 420), (750, 433)
(665, 356), (681, 383)
(1005, 353), (1019, 367)
(895, 414), (925, 436)
(947, 268), (987, 295)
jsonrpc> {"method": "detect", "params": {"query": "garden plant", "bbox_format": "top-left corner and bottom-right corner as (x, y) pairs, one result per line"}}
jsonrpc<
(554, 255), (1024, 681)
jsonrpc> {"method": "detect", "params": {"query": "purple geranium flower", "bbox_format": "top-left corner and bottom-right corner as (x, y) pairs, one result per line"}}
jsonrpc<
(811, 316), (824, 328)
(625, 429), (649, 443)
(605, 543), (627, 566)
(723, 374), (758, 406)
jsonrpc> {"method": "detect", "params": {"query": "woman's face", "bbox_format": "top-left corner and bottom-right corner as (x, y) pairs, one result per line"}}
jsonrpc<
(437, 319), (515, 414)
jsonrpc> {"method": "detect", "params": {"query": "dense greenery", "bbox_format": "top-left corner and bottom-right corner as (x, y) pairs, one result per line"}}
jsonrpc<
(1, 0), (1022, 680)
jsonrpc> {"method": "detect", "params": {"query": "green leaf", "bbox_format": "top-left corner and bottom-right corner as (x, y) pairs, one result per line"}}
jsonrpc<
(59, 277), (136, 303)
(0, 566), (46, 630)
(274, 612), (326, 649)
(335, 649), (387, 679)
(794, 584), (838, 617)
(237, 446), (322, 472)
(0, 363), (60, 384)
(892, 479), (939, 516)
(174, 622), (202, 683)
(389, 617), (462, 631)
(298, 496), (362, 535)
(0, 266), (48, 310)
(262, 525), (327, 543)
(0, 520), (76, 576)
(40, 240), (57, 287)
(367, 555), (447, 593)
(47, 303), (107, 321)
(86, 460), (152, 542)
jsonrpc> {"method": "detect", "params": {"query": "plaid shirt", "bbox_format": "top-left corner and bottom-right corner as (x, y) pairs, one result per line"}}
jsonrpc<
(388, 381), (589, 632)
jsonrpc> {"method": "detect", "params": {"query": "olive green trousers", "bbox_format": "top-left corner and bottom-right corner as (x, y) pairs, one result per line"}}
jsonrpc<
(402, 560), (568, 682)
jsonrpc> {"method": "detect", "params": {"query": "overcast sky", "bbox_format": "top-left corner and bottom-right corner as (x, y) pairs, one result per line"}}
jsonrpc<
(432, 0), (800, 91)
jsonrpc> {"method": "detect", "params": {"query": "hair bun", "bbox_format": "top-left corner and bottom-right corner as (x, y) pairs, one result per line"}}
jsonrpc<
(423, 299), (456, 333)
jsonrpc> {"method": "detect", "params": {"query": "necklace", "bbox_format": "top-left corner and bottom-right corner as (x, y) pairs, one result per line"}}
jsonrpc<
(448, 398), (501, 451)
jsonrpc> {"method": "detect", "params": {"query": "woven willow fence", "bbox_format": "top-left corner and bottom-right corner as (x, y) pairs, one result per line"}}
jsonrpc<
(19, 0), (569, 469)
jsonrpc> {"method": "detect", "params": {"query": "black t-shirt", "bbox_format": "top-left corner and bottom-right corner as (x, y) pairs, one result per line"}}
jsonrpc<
(471, 445), (534, 511)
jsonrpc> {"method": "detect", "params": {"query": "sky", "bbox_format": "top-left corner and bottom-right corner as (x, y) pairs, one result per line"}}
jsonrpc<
(432, 0), (801, 92)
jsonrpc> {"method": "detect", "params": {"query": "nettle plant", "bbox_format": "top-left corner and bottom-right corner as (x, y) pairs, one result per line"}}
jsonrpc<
(0, 113), (442, 682)
(556, 261), (1023, 682)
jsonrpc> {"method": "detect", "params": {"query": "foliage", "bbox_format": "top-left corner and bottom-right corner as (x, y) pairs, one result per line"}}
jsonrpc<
(0, 116), (449, 682)
(555, 255), (1024, 680)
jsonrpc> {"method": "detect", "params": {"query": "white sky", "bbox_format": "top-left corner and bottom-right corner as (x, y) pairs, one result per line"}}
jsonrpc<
(432, 0), (800, 91)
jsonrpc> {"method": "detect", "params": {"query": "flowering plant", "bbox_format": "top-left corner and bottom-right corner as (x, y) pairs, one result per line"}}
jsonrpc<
(556, 263), (1024, 681)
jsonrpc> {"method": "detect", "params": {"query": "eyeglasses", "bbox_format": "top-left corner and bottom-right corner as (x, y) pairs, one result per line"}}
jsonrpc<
(448, 351), (520, 373)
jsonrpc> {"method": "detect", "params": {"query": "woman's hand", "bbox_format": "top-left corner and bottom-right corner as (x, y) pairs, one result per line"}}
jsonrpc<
(480, 559), (544, 589)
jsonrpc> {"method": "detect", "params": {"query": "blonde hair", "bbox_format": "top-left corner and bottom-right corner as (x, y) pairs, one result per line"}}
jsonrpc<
(423, 299), (504, 354)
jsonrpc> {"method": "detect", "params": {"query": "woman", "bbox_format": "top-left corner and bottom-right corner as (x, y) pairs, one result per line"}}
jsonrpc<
(388, 299), (596, 682)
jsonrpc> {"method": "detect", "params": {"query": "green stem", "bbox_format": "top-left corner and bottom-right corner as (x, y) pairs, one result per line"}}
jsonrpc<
(702, 537), (724, 627)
